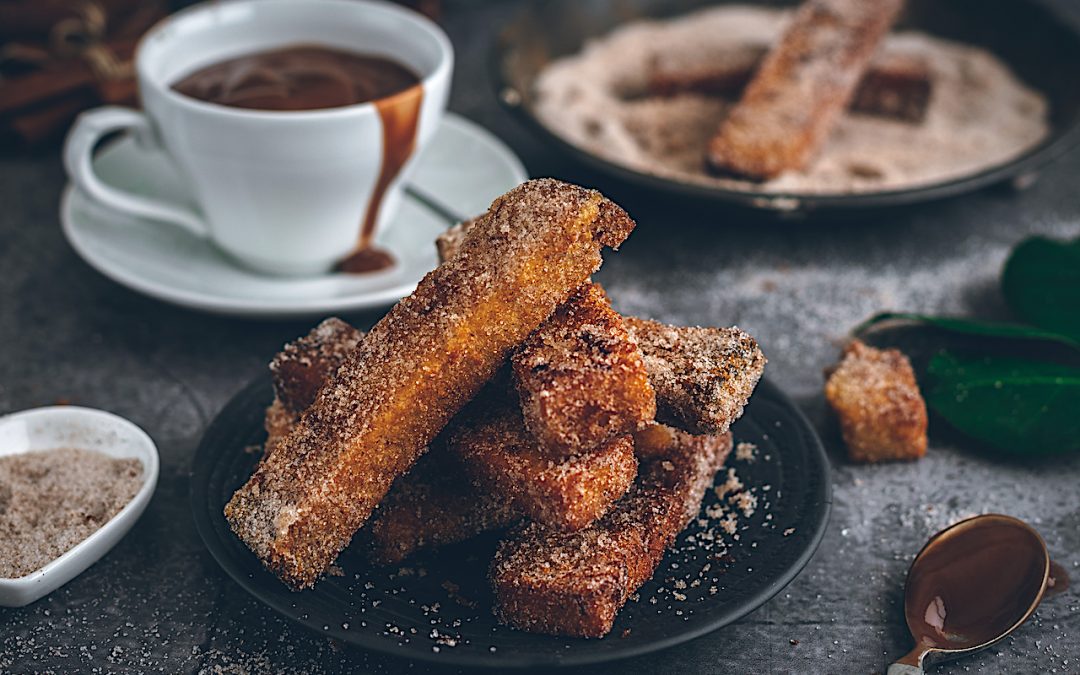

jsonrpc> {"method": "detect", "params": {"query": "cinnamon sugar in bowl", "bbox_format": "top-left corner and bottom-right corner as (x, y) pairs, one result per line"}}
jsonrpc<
(0, 407), (159, 607)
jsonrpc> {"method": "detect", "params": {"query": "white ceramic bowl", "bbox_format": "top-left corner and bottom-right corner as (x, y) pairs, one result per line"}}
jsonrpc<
(0, 406), (159, 607)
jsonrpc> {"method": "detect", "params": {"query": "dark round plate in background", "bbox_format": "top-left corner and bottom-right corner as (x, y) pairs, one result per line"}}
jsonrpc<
(493, 0), (1080, 214)
(190, 374), (831, 669)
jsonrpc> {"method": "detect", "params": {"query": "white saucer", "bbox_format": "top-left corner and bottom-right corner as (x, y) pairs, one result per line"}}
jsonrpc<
(60, 113), (528, 319)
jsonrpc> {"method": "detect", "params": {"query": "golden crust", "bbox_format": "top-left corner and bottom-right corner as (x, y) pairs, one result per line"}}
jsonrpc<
(706, 0), (904, 178)
(824, 339), (928, 463)
(225, 179), (636, 588)
(624, 317), (765, 434)
(449, 389), (638, 533)
(512, 282), (656, 457)
(490, 430), (733, 637)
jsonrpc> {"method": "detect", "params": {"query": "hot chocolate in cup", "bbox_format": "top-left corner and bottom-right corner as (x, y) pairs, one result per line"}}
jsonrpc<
(64, 0), (453, 277)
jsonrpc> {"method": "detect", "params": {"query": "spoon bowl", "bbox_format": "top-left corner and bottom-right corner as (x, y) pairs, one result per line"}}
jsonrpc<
(888, 514), (1049, 674)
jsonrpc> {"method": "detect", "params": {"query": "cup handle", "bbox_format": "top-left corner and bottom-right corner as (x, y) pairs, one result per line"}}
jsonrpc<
(63, 106), (209, 238)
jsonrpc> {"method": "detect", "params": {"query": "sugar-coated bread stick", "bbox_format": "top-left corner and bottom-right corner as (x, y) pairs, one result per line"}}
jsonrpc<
(490, 429), (733, 637)
(366, 443), (522, 565)
(225, 179), (636, 588)
(512, 282), (655, 457)
(649, 46), (931, 123)
(706, 0), (905, 178)
(262, 318), (365, 461)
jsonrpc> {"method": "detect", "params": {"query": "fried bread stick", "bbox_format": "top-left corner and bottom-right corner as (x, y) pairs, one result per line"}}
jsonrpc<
(367, 442), (522, 565)
(263, 319), (520, 565)
(706, 0), (905, 178)
(263, 318), (365, 460)
(225, 179), (636, 588)
(648, 47), (931, 123)
(449, 391), (638, 532)
(445, 226), (764, 437)
(269, 317), (364, 416)
(512, 282), (656, 457)
(624, 317), (765, 434)
(491, 429), (733, 637)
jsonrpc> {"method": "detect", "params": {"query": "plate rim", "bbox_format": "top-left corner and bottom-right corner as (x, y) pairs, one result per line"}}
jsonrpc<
(189, 374), (832, 669)
(60, 112), (528, 318)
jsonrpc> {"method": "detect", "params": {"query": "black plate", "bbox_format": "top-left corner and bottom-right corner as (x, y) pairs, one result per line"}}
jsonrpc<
(493, 0), (1080, 214)
(191, 375), (831, 669)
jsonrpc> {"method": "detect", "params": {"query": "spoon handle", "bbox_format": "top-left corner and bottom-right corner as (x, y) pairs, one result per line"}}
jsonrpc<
(887, 663), (923, 675)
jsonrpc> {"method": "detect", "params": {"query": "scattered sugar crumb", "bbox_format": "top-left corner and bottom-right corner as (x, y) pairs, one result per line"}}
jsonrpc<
(735, 441), (758, 462)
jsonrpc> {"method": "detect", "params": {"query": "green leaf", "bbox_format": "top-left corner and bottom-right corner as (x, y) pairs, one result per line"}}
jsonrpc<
(855, 312), (1080, 350)
(926, 350), (1080, 455)
(1002, 236), (1080, 341)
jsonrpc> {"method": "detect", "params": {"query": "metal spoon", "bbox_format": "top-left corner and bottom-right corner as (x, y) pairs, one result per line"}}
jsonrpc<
(888, 514), (1050, 674)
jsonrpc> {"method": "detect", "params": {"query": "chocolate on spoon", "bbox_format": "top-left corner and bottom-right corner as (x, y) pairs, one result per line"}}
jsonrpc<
(889, 514), (1064, 674)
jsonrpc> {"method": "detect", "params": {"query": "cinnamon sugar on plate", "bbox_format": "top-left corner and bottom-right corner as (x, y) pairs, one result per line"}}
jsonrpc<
(534, 5), (1048, 194)
(0, 448), (142, 578)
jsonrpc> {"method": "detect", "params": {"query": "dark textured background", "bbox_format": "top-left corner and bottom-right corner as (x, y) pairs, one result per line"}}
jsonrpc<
(2, 1), (1079, 672)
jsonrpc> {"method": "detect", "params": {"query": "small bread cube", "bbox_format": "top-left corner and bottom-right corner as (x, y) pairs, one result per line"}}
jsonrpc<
(512, 283), (656, 457)
(449, 389), (638, 533)
(824, 340), (928, 463)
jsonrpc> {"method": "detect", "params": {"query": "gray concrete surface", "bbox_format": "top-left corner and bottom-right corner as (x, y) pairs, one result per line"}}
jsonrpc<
(2, 1), (1079, 672)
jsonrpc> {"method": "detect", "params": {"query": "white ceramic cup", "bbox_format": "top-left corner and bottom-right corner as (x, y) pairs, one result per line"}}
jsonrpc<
(63, 0), (453, 276)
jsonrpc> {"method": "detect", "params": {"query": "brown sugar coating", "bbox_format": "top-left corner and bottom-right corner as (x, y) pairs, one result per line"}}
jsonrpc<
(366, 442), (521, 565)
(624, 317), (765, 434)
(512, 282), (656, 457)
(824, 339), (928, 463)
(449, 390), (638, 533)
(269, 317), (364, 416)
(491, 430), (733, 637)
(706, 0), (905, 178)
(225, 178), (636, 588)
